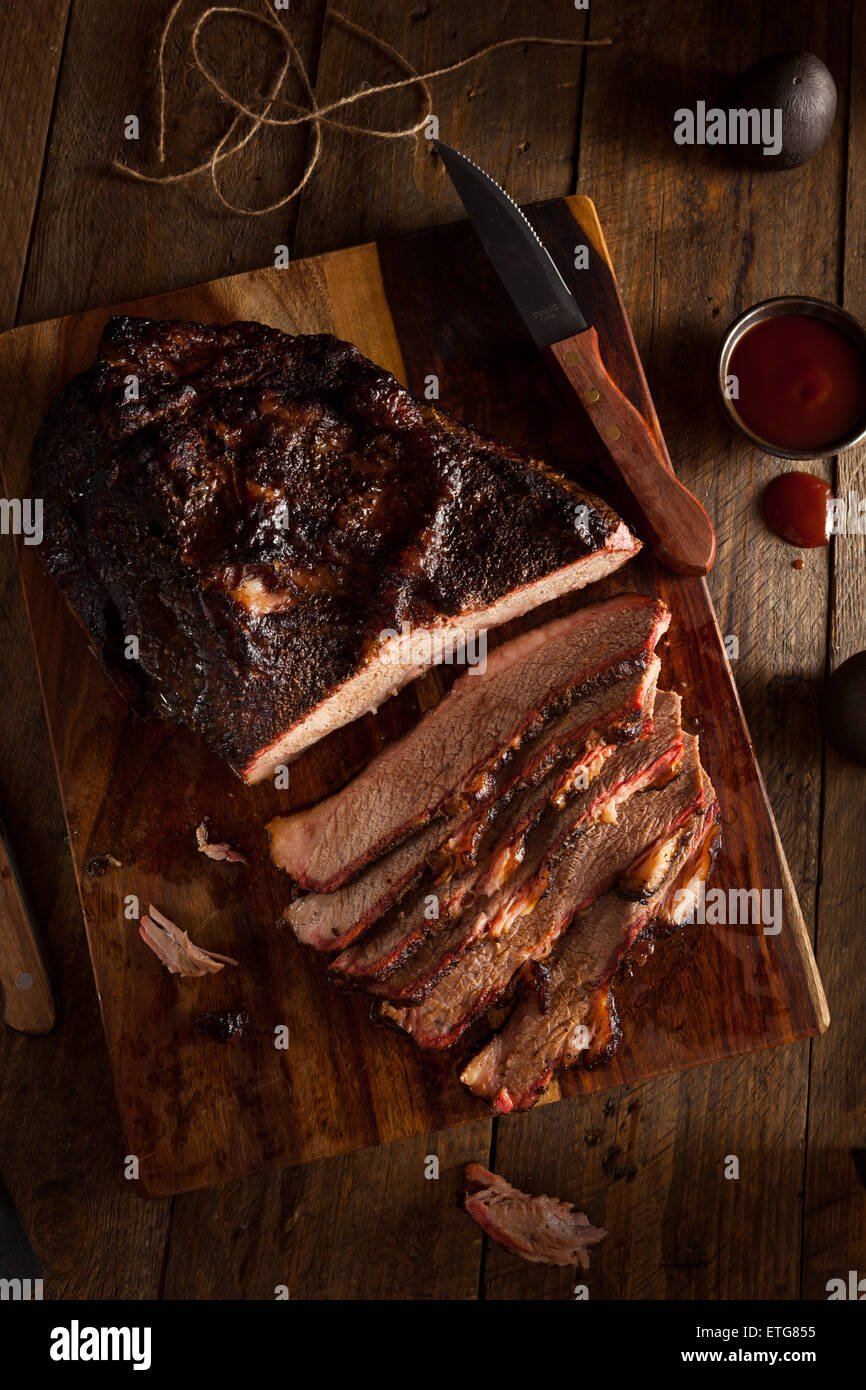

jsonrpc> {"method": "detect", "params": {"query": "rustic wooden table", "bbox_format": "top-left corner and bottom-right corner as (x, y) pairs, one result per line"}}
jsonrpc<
(1, 0), (863, 1300)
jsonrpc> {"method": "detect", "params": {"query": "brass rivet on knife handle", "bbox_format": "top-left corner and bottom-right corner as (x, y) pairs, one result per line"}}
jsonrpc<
(0, 818), (55, 1034)
(544, 328), (716, 577)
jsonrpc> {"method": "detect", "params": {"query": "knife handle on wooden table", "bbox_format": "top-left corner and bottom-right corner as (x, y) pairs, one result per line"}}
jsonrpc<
(544, 329), (717, 577)
(0, 817), (54, 1034)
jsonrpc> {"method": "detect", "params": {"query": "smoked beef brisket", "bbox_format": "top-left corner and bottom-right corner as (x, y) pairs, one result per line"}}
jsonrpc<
(31, 316), (639, 781)
(269, 594), (670, 889)
(461, 775), (720, 1111)
(377, 709), (699, 1046)
(270, 599), (719, 1102)
(292, 661), (661, 954)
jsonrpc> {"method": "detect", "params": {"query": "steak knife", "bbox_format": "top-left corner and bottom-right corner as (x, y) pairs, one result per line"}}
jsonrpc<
(434, 141), (716, 577)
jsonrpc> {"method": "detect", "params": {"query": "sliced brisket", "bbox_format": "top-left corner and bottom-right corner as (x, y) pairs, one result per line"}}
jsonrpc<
(269, 594), (671, 891)
(462, 1164), (607, 1268)
(379, 719), (703, 1047)
(313, 662), (659, 957)
(373, 691), (684, 1007)
(31, 317), (639, 781)
(461, 778), (719, 1112)
(327, 737), (622, 979)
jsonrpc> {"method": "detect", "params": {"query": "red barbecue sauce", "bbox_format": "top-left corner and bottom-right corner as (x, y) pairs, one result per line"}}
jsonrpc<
(729, 314), (866, 452)
(763, 471), (832, 548)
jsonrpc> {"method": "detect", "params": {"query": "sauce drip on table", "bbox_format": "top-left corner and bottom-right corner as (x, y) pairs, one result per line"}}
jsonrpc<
(763, 471), (832, 547)
(729, 313), (866, 452)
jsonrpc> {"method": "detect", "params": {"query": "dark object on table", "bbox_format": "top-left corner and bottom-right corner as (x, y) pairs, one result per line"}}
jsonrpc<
(434, 141), (716, 577)
(822, 653), (866, 766)
(194, 1009), (250, 1043)
(763, 472), (832, 547)
(30, 316), (637, 783)
(724, 51), (837, 170)
(83, 852), (122, 878)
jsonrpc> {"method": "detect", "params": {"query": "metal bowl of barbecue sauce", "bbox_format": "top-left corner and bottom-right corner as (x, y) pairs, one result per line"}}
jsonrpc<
(717, 295), (866, 458)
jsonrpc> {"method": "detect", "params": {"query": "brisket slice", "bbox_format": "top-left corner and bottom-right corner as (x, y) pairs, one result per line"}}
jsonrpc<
(327, 736), (622, 975)
(297, 741), (611, 957)
(269, 594), (671, 890)
(461, 780), (719, 1113)
(31, 317), (639, 782)
(462, 1164), (607, 1268)
(371, 691), (684, 1011)
(379, 721), (702, 1046)
(301, 661), (658, 955)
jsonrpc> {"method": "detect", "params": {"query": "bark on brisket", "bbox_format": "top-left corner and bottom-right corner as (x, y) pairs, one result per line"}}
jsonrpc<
(31, 316), (638, 780)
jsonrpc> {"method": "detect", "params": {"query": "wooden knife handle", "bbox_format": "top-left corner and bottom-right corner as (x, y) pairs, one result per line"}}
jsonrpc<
(544, 329), (716, 577)
(0, 817), (54, 1034)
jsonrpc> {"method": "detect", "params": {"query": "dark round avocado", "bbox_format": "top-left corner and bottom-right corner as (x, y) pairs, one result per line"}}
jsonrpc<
(822, 652), (866, 766)
(725, 51), (836, 170)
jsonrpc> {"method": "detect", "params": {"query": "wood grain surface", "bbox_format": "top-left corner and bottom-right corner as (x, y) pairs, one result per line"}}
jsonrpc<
(0, 0), (861, 1299)
(0, 192), (827, 1196)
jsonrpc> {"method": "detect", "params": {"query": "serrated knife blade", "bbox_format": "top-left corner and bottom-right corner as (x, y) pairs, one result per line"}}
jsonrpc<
(433, 140), (587, 348)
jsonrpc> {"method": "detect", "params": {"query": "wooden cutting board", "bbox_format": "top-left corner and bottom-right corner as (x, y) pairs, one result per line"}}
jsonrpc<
(0, 196), (828, 1196)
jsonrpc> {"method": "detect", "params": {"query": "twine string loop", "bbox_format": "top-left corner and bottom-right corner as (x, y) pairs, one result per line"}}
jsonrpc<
(115, 0), (610, 216)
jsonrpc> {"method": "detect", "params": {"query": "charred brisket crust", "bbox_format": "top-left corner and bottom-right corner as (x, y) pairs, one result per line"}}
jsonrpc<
(31, 316), (625, 769)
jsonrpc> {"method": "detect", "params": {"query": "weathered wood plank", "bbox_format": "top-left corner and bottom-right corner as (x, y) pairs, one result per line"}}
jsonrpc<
(293, 0), (590, 258)
(18, 0), (325, 324)
(164, 1121), (491, 1299)
(0, 0), (173, 1299)
(0, 1), (71, 328)
(483, 1058), (811, 1301)
(486, 0), (847, 1299)
(801, 0), (866, 1302)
